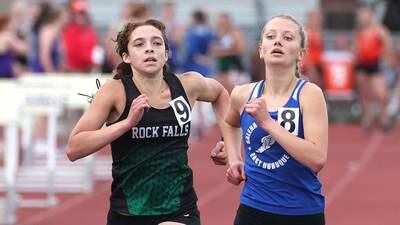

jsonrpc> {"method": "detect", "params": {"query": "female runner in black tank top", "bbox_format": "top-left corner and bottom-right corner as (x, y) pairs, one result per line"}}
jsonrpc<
(67, 19), (230, 225)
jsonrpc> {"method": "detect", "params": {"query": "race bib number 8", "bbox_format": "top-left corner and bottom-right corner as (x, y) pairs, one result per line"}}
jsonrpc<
(169, 96), (191, 126)
(277, 107), (299, 136)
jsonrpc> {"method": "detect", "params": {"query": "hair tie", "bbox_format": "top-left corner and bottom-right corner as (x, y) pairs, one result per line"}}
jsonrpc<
(119, 24), (126, 32)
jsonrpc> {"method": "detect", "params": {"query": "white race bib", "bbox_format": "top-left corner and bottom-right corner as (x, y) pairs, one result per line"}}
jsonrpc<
(169, 96), (191, 126)
(277, 107), (299, 136)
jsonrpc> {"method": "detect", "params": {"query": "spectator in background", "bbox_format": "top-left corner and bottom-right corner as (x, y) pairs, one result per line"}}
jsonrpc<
(302, 9), (324, 89)
(26, 1), (66, 154)
(28, 1), (65, 73)
(103, 2), (151, 73)
(9, 0), (30, 76)
(212, 12), (246, 93)
(63, 0), (98, 73)
(160, 1), (185, 73)
(181, 9), (217, 139)
(354, 5), (394, 132)
(0, 15), (28, 78)
(182, 9), (215, 77)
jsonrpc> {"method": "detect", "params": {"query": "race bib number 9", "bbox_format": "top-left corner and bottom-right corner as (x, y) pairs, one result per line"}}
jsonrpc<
(277, 107), (299, 136)
(169, 96), (191, 126)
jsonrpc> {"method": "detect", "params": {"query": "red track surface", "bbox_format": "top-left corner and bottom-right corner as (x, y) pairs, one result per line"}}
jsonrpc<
(13, 124), (400, 225)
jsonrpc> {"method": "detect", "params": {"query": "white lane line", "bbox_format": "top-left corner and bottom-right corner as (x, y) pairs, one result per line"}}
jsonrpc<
(326, 132), (384, 207)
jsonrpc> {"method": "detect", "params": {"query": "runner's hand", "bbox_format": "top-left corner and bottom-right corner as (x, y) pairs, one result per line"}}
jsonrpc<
(126, 94), (150, 127)
(210, 141), (228, 165)
(226, 160), (246, 185)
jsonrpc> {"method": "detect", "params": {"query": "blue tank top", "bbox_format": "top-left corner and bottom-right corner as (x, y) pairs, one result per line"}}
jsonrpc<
(240, 79), (324, 215)
(0, 50), (14, 78)
(182, 25), (215, 77)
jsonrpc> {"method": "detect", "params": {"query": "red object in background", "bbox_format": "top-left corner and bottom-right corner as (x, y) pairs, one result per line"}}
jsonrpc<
(63, 23), (97, 72)
(356, 29), (383, 64)
(71, 0), (88, 13)
(322, 51), (355, 99)
(305, 30), (323, 67)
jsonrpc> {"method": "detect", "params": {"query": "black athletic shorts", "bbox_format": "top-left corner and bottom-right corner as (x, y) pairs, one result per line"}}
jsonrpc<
(356, 61), (381, 75)
(106, 205), (200, 225)
(234, 204), (325, 225)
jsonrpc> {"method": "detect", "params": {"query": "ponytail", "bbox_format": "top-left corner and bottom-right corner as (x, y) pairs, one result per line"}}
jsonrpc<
(163, 64), (170, 75)
(295, 63), (300, 78)
(113, 62), (133, 79)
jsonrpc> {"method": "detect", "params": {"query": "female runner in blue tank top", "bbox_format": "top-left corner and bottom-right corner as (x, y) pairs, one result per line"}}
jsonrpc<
(223, 15), (328, 225)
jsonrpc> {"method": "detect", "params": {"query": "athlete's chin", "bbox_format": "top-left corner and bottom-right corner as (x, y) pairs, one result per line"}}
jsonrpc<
(141, 67), (163, 76)
(265, 60), (288, 66)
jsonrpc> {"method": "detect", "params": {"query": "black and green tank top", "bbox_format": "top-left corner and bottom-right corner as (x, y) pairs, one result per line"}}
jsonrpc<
(107, 72), (196, 216)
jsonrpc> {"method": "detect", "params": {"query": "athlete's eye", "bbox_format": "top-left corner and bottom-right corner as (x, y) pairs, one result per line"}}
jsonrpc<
(266, 35), (275, 40)
(284, 36), (293, 41)
(153, 41), (162, 46)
